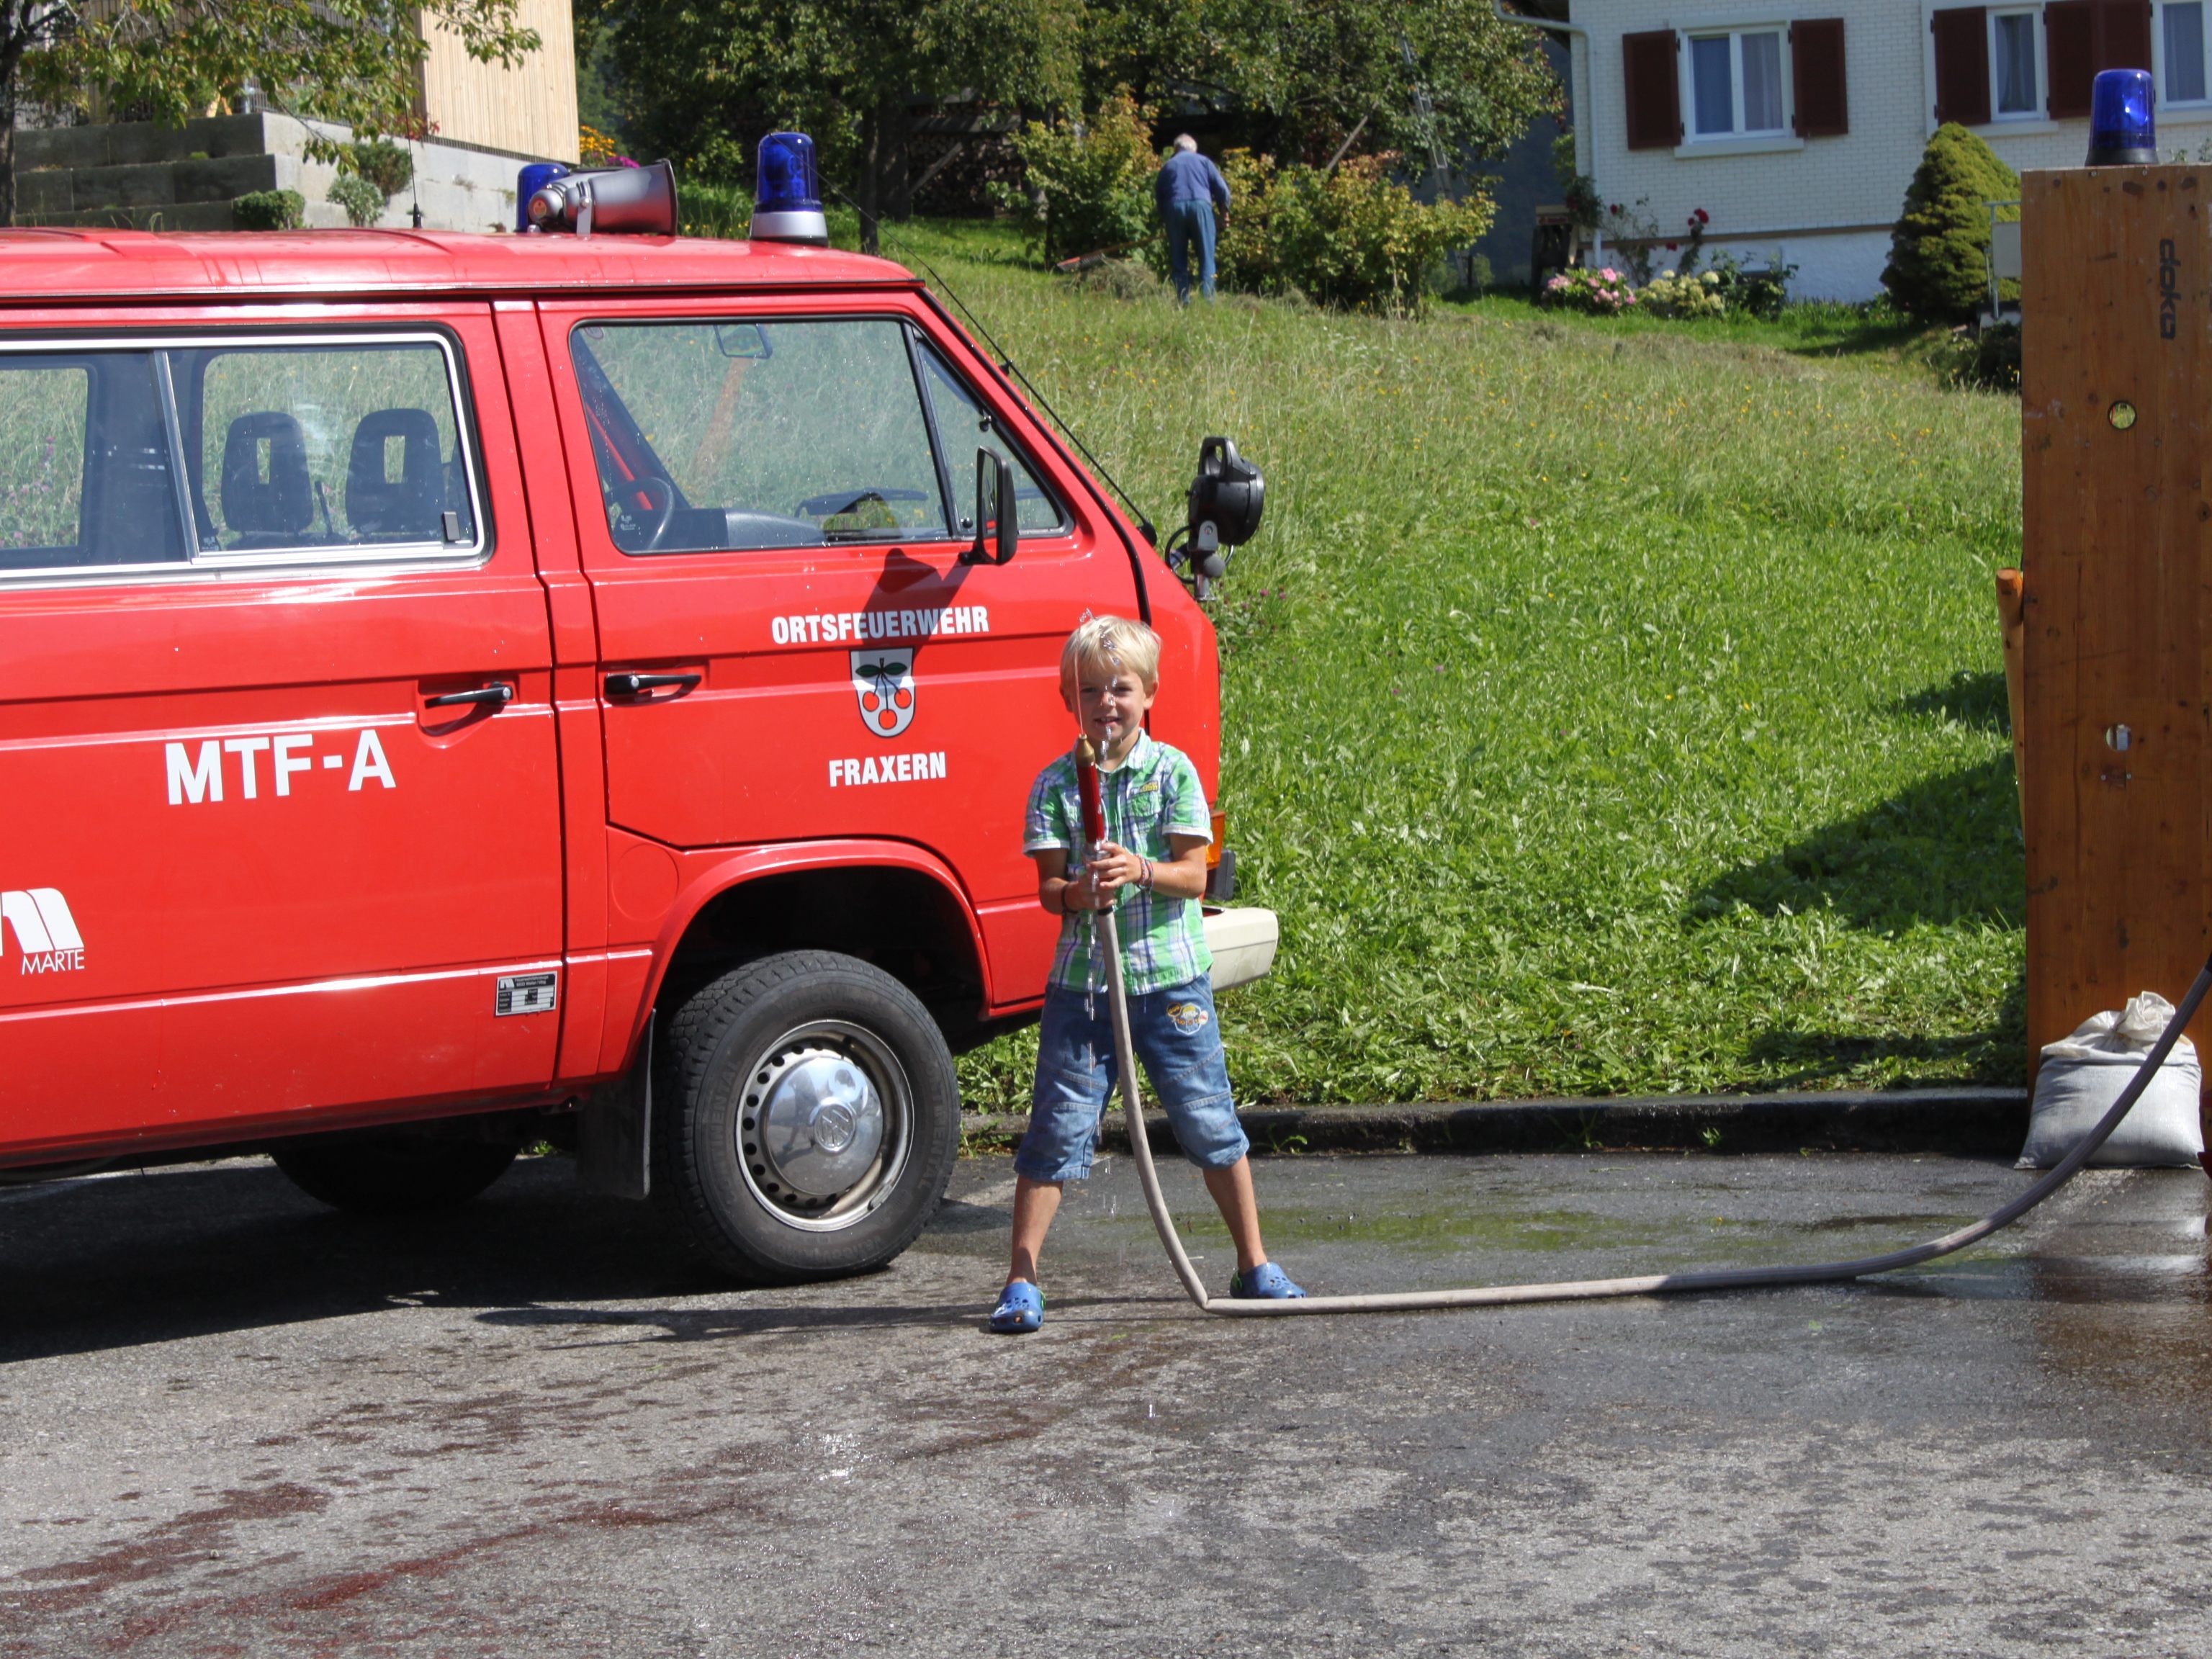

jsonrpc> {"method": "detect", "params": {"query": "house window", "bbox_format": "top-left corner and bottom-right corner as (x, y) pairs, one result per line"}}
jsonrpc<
(1992, 10), (2042, 116)
(1686, 27), (1789, 138)
(2163, 2), (2208, 104)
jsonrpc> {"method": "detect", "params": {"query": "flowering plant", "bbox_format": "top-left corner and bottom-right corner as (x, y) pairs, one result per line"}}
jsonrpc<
(1682, 206), (1711, 272)
(580, 125), (639, 168)
(1596, 196), (1660, 282)
(1640, 269), (1725, 318)
(1707, 251), (1797, 318)
(1541, 265), (1637, 314)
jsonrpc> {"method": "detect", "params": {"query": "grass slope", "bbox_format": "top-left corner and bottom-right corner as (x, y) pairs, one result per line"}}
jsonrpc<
(872, 221), (2024, 1108)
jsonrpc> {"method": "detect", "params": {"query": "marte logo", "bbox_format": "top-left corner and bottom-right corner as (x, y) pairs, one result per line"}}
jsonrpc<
(851, 650), (915, 739)
(1, 889), (85, 975)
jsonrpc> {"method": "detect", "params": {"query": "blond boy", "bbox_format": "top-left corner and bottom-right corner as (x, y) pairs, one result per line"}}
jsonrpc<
(991, 616), (1303, 1333)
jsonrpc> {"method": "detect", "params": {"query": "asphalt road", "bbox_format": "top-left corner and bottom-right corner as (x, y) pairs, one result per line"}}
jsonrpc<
(1, 1148), (2208, 1658)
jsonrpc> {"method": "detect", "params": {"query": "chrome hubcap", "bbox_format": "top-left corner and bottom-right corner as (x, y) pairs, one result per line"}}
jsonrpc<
(737, 1021), (911, 1231)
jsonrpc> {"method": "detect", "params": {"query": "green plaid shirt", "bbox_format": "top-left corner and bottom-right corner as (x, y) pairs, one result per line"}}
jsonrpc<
(1024, 732), (1214, 995)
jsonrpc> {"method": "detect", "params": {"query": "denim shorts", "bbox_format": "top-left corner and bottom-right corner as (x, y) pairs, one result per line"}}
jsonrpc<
(1017, 974), (1249, 1183)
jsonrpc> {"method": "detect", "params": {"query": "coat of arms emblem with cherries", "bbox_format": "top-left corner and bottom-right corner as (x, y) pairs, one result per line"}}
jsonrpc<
(850, 650), (914, 738)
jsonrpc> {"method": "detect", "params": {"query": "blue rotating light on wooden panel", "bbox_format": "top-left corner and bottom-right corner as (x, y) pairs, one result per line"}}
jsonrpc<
(2087, 68), (2157, 166)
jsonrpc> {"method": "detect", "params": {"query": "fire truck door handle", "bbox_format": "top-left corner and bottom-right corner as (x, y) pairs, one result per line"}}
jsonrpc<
(424, 682), (516, 709)
(605, 672), (702, 698)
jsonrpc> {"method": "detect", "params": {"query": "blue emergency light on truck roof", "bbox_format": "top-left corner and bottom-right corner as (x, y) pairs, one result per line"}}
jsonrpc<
(516, 162), (570, 232)
(751, 132), (830, 246)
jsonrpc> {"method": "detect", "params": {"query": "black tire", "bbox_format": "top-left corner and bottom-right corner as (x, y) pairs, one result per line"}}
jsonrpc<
(653, 950), (960, 1282)
(272, 1132), (521, 1215)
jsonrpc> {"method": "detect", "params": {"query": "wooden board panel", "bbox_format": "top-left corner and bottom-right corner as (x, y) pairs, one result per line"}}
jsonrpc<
(418, 0), (579, 163)
(2020, 167), (2212, 1079)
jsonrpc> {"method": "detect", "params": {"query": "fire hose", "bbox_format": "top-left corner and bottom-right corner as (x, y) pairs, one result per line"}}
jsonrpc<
(1071, 737), (2212, 1318)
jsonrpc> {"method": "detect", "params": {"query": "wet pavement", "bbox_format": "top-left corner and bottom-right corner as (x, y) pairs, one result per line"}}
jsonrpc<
(1, 1148), (2208, 1658)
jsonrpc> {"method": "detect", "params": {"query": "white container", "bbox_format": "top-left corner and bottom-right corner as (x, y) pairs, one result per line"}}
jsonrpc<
(1202, 906), (1279, 993)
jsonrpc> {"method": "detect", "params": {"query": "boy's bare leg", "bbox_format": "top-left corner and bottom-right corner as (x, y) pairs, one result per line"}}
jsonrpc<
(1007, 1174), (1064, 1287)
(1202, 1158), (1268, 1274)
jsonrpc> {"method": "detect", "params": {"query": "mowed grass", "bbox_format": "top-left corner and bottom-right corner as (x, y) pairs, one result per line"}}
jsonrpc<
(869, 220), (2024, 1107)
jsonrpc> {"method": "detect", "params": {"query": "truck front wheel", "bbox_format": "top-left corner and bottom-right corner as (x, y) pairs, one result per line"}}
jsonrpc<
(653, 950), (960, 1282)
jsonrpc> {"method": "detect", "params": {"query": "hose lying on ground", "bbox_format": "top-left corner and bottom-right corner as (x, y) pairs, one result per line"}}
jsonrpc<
(1100, 925), (2212, 1318)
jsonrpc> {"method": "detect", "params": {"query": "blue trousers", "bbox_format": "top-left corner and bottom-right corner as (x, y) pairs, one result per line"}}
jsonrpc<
(1164, 199), (1218, 302)
(1016, 977), (1249, 1182)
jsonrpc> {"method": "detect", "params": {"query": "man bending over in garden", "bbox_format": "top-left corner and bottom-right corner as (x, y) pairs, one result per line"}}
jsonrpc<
(1157, 134), (1231, 305)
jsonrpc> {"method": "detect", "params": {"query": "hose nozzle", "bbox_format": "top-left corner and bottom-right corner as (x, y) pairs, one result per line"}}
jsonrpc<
(1074, 735), (1105, 848)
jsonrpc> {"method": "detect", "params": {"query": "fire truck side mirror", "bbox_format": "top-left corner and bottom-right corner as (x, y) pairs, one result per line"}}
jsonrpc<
(964, 449), (1018, 565)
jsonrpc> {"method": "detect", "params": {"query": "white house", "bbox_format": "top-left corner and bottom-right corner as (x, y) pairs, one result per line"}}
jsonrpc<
(1509, 1), (2200, 298)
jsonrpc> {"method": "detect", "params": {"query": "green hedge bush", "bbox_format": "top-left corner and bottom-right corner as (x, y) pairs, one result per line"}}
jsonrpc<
(349, 140), (413, 200)
(1949, 320), (2022, 392)
(1007, 101), (1491, 314)
(1883, 124), (2019, 325)
(1202, 150), (1491, 315)
(1005, 93), (1157, 264)
(233, 189), (305, 231)
(327, 174), (385, 228)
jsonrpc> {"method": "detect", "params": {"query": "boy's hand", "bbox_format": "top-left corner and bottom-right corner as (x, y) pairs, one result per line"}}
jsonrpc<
(1086, 843), (1145, 899)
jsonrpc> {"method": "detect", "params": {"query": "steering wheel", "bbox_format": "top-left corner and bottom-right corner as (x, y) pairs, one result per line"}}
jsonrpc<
(610, 475), (678, 552)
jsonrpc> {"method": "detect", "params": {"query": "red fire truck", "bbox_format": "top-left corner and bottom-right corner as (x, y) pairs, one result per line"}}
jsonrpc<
(0, 159), (1275, 1282)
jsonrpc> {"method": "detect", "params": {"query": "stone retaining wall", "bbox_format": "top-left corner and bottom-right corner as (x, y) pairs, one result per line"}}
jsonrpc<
(19, 113), (548, 233)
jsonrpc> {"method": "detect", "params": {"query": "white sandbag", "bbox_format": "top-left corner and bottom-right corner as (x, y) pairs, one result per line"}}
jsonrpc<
(2018, 992), (2205, 1169)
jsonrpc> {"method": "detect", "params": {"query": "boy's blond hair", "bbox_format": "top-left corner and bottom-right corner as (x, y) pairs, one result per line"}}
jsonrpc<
(1059, 615), (1162, 698)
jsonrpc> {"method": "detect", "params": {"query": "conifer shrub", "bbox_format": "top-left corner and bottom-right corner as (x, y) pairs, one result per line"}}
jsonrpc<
(1882, 124), (2019, 325)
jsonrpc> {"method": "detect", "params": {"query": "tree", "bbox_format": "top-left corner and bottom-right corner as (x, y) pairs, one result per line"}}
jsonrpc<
(585, 0), (1550, 251)
(1079, 0), (1557, 170)
(4, 0), (540, 228)
(583, 0), (1083, 253)
(1882, 122), (2020, 325)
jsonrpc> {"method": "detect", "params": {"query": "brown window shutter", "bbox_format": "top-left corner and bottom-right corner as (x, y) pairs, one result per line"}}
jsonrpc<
(2092, 0), (2152, 75)
(1623, 30), (1681, 150)
(1932, 7), (1990, 127)
(2046, 1), (2096, 117)
(1791, 18), (1849, 137)
(2049, 2), (2151, 117)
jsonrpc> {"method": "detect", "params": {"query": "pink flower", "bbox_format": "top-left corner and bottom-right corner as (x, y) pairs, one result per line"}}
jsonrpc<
(1600, 267), (1618, 280)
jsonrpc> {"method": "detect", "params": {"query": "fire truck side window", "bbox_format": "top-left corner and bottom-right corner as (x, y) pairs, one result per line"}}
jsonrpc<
(0, 352), (186, 572)
(171, 338), (480, 557)
(573, 318), (954, 553)
(914, 343), (1064, 536)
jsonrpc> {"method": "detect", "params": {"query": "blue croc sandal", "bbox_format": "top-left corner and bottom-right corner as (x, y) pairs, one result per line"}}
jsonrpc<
(989, 1280), (1044, 1334)
(1229, 1262), (1306, 1300)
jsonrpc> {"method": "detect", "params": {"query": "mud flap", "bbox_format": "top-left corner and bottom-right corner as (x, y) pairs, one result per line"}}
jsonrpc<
(577, 1015), (652, 1200)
